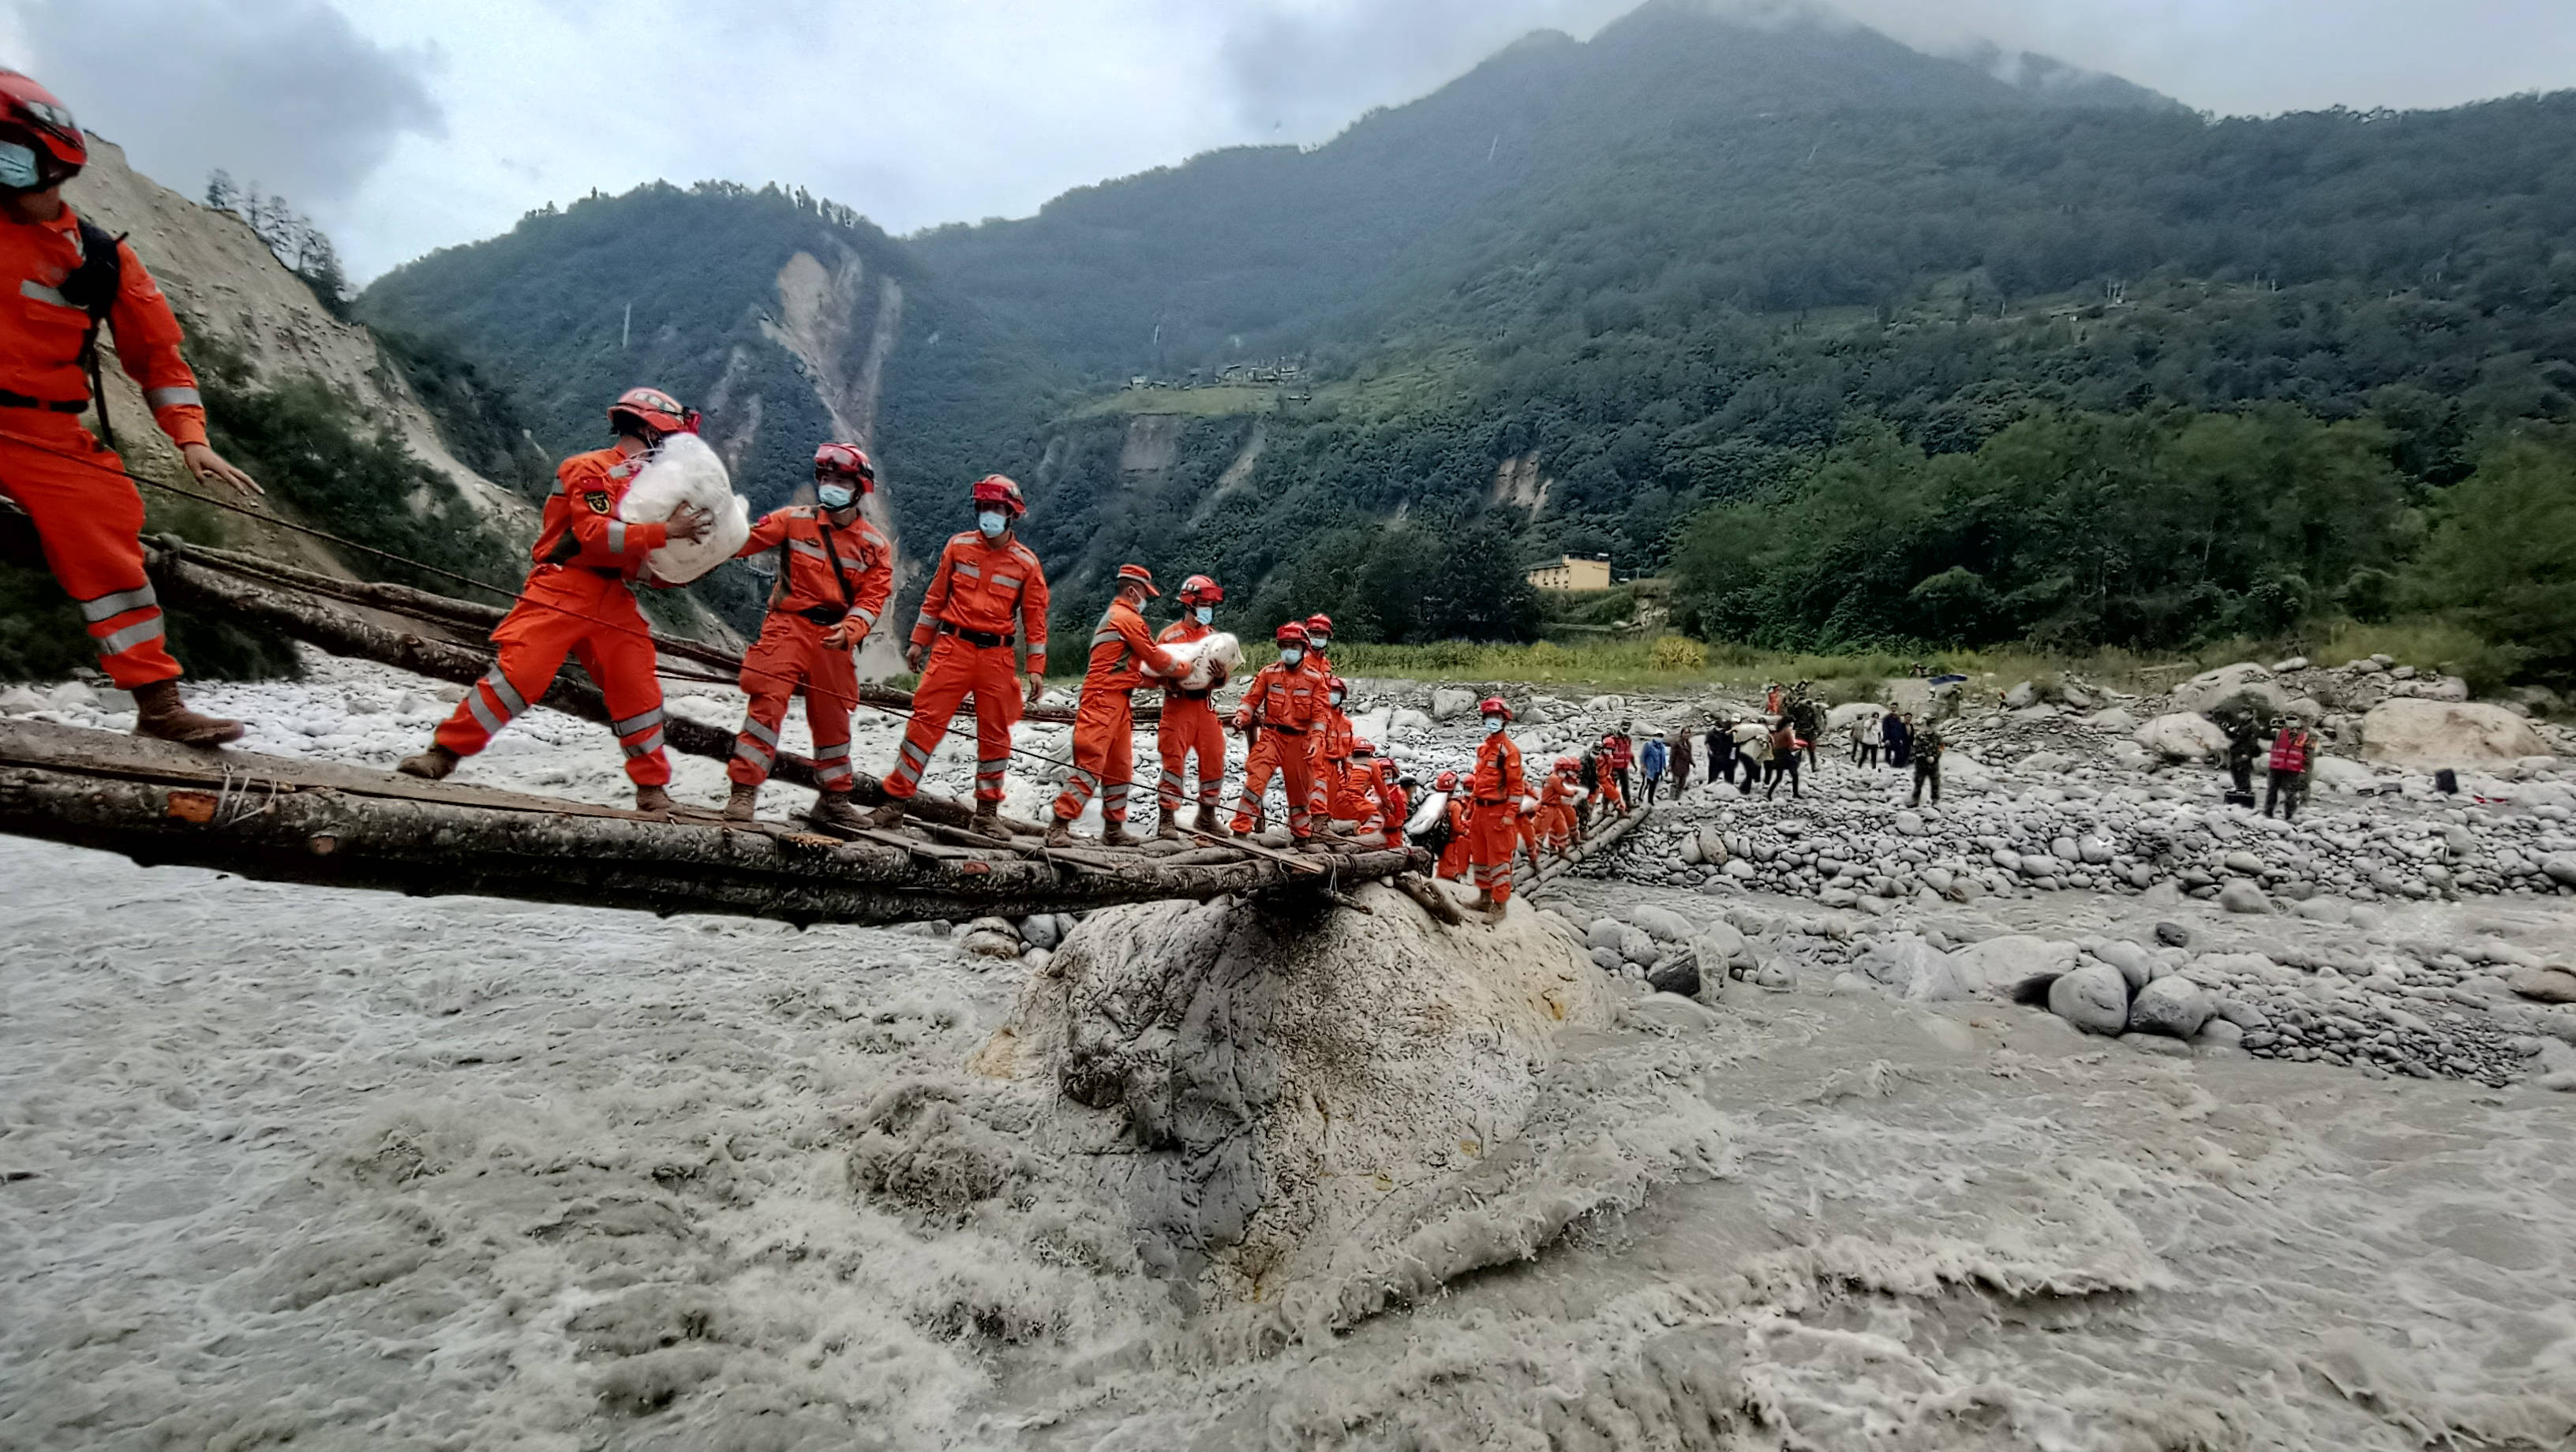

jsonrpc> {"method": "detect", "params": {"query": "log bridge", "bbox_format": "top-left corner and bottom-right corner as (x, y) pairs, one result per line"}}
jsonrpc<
(0, 719), (1428, 928)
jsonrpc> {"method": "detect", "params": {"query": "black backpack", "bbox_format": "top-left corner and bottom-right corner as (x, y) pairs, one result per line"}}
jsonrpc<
(54, 218), (127, 448)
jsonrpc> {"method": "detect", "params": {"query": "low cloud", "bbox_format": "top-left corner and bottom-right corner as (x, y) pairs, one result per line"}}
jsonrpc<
(1212, 0), (1634, 140)
(9, 0), (442, 209)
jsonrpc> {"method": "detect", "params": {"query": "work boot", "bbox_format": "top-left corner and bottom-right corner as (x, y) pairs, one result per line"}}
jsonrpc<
(968, 804), (1004, 839)
(861, 799), (909, 830)
(721, 782), (760, 822)
(397, 743), (459, 780)
(807, 791), (865, 831)
(634, 784), (675, 816)
(1193, 806), (1233, 838)
(1292, 835), (1317, 853)
(130, 679), (244, 747)
(1155, 814), (1182, 842)
(1101, 821), (1140, 848)
(1044, 818), (1076, 848)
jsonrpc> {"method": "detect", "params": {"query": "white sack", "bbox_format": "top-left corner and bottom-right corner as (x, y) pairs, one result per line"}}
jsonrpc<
(1403, 789), (1450, 838)
(1163, 631), (1245, 690)
(617, 432), (749, 585)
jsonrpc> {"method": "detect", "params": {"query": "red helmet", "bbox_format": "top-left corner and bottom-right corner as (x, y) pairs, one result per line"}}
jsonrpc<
(1305, 613), (1335, 638)
(814, 442), (875, 488)
(607, 386), (698, 437)
(971, 473), (1027, 517)
(1477, 696), (1512, 720)
(1327, 675), (1347, 695)
(1352, 739), (1376, 757)
(1178, 574), (1223, 605)
(1115, 563), (1159, 597)
(1435, 769), (1458, 791)
(1275, 622), (1309, 646)
(1554, 755), (1578, 773)
(0, 71), (86, 181)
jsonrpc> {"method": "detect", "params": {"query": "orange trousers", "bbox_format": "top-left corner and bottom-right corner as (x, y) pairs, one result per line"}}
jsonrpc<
(1437, 817), (1471, 880)
(1, 420), (179, 688)
(1537, 803), (1575, 854)
(729, 612), (858, 791)
(1156, 694), (1226, 814)
(1229, 727), (1314, 838)
(433, 566), (671, 785)
(1054, 686), (1139, 823)
(886, 633), (1019, 804)
(1468, 799), (1522, 902)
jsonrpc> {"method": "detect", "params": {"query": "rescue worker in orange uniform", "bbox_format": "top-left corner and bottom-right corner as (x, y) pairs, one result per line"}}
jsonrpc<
(1537, 755), (1583, 857)
(1595, 732), (1628, 813)
(0, 71), (263, 744)
(1049, 563), (1185, 847)
(1333, 737), (1387, 837)
(720, 442), (891, 827)
(1153, 573), (1232, 840)
(401, 387), (710, 811)
(1431, 769), (1472, 880)
(1312, 675), (1356, 829)
(1467, 697), (1527, 912)
(1230, 622), (1324, 848)
(864, 474), (1048, 835)
(1228, 621), (1323, 833)
(1380, 764), (1411, 841)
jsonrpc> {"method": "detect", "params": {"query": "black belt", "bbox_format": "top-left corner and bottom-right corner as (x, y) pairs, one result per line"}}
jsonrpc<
(938, 621), (1014, 649)
(1173, 686), (1213, 700)
(1261, 723), (1305, 736)
(0, 390), (87, 414)
(792, 605), (844, 626)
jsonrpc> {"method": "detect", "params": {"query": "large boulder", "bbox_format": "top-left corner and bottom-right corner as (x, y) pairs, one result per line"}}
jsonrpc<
(1852, 934), (1973, 1001)
(1953, 934), (2078, 996)
(2360, 700), (2550, 768)
(2173, 662), (2275, 714)
(2047, 962), (2131, 1035)
(2135, 712), (2231, 762)
(2127, 975), (2212, 1038)
(972, 885), (1610, 1293)
(1428, 687), (1479, 721)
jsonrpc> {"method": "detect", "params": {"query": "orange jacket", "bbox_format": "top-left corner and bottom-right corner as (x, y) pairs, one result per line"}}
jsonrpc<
(2, 204), (207, 446)
(909, 530), (1049, 671)
(1155, 617), (1224, 699)
(1233, 657), (1323, 733)
(1380, 766), (1408, 827)
(736, 506), (891, 631)
(1083, 594), (1184, 691)
(1316, 706), (1353, 765)
(1540, 770), (1580, 810)
(1471, 731), (1526, 805)
(532, 447), (668, 579)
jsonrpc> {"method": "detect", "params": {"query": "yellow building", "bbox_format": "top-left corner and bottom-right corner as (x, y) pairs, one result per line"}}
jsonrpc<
(1526, 554), (1612, 591)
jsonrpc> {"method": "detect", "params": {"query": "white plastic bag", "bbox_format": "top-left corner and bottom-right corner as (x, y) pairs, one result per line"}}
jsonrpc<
(616, 432), (749, 585)
(1403, 788), (1449, 838)
(1163, 631), (1244, 690)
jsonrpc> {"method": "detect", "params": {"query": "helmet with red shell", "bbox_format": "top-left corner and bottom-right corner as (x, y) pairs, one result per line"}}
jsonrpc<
(814, 442), (875, 489)
(1178, 574), (1223, 606)
(1477, 695), (1513, 720)
(1434, 769), (1458, 791)
(1274, 622), (1309, 646)
(971, 473), (1027, 517)
(607, 386), (698, 437)
(0, 71), (86, 182)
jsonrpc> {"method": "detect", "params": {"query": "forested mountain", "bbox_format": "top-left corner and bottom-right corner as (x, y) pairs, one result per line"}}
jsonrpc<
(358, 0), (2576, 675)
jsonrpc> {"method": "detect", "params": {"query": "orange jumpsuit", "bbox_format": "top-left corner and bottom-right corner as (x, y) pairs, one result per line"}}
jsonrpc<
(1436, 797), (1472, 879)
(1054, 594), (1183, 823)
(1154, 617), (1227, 818)
(1537, 771), (1580, 854)
(1230, 656), (1323, 832)
(1230, 657), (1322, 840)
(1379, 765), (1408, 838)
(432, 447), (674, 784)
(1468, 730), (1528, 902)
(1331, 750), (1384, 833)
(887, 530), (1049, 806)
(727, 505), (891, 792)
(1, 206), (209, 688)
(1313, 708), (1354, 819)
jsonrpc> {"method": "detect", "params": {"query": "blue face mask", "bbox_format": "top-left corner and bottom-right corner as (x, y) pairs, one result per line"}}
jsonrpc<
(977, 510), (1006, 538)
(1194, 605), (1213, 625)
(1280, 646), (1304, 667)
(815, 483), (856, 511)
(0, 140), (42, 192)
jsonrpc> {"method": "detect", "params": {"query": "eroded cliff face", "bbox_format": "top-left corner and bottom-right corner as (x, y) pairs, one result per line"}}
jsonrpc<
(64, 138), (528, 535)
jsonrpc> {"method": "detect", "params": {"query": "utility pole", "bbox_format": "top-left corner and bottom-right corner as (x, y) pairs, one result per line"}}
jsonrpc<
(622, 301), (631, 350)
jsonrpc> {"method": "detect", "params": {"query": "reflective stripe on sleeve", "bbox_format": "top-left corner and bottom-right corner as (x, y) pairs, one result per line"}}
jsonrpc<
(851, 608), (878, 629)
(78, 583), (158, 623)
(144, 387), (202, 410)
(607, 520), (629, 553)
(19, 279), (69, 308)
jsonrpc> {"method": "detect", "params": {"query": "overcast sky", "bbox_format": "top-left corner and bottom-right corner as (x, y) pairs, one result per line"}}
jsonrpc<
(7, 0), (2574, 282)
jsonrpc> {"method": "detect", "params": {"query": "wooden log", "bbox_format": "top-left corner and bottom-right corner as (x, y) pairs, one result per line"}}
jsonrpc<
(0, 720), (1421, 927)
(1533, 805), (1650, 889)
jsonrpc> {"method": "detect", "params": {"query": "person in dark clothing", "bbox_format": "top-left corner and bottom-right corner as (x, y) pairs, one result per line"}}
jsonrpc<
(1764, 717), (1802, 799)
(1668, 728), (1693, 794)
(2223, 717), (2261, 807)
(1883, 711), (1911, 769)
(1576, 750), (1601, 833)
(1705, 721), (1737, 793)
(1910, 722), (1945, 806)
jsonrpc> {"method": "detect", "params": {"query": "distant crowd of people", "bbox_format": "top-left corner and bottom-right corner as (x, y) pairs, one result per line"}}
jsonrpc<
(1623, 680), (1950, 810)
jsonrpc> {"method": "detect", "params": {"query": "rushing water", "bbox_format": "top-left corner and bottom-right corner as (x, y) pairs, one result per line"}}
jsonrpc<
(5, 828), (2571, 1450)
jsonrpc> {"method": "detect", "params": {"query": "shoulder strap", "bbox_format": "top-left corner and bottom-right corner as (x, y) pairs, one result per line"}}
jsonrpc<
(62, 221), (126, 450)
(814, 515), (855, 610)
